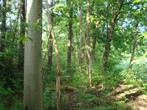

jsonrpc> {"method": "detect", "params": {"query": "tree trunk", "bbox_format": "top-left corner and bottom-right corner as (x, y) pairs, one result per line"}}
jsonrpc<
(92, 35), (96, 57)
(0, 0), (6, 51)
(46, 1), (61, 109)
(103, 33), (112, 71)
(47, 0), (55, 69)
(86, 0), (92, 87)
(67, 0), (73, 73)
(102, 0), (124, 71)
(128, 23), (139, 69)
(128, 35), (138, 69)
(18, 0), (26, 71)
(24, 0), (42, 110)
(78, 0), (84, 64)
(48, 34), (53, 69)
(0, 1), (1, 50)
(51, 32), (61, 110)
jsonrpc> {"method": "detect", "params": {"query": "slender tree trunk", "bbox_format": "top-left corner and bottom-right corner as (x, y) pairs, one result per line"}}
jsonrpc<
(18, 0), (26, 71)
(0, 0), (7, 76)
(48, 0), (55, 69)
(51, 32), (61, 110)
(78, 0), (84, 64)
(67, 0), (73, 73)
(128, 23), (139, 69)
(128, 34), (138, 69)
(92, 34), (96, 57)
(46, 1), (61, 109)
(86, 0), (92, 87)
(0, 1), (1, 50)
(103, 25), (113, 71)
(102, 0), (124, 71)
(91, 0), (97, 58)
(48, 34), (53, 68)
(0, 0), (6, 51)
(24, 0), (42, 110)
(128, 37), (137, 69)
(86, 0), (90, 46)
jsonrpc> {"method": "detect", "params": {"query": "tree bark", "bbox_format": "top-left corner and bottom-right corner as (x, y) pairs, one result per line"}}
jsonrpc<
(0, 0), (6, 51)
(46, 1), (61, 109)
(102, 0), (124, 71)
(51, 32), (61, 110)
(0, 1), (1, 50)
(92, 34), (96, 57)
(47, 0), (55, 69)
(86, 0), (92, 87)
(78, 0), (84, 64)
(67, 0), (73, 73)
(18, 0), (26, 71)
(24, 0), (42, 110)
(128, 23), (139, 69)
(128, 36), (138, 69)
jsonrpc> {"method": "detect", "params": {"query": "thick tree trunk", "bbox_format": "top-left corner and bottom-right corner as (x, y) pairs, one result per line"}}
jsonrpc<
(24, 0), (42, 110)
(67, 0), (73, 73)
(18, 0), (26, 71)
(86, 0), (92, 87)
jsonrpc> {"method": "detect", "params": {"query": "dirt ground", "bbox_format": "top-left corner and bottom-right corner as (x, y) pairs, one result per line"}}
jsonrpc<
(108, 84), (147, 110)
(62, 84), (147, 110)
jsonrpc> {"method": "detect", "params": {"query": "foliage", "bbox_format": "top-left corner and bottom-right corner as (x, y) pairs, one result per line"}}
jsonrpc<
(0, 0), (147, 109)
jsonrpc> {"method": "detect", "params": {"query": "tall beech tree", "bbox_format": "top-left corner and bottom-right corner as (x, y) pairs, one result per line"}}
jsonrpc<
(0, 0), (147, 109)
(24, 0), (42, 110)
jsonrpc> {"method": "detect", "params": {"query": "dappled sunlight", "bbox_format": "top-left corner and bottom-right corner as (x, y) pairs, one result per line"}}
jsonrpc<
(0, 0), (147, 109)
(127, 95), (147, 110)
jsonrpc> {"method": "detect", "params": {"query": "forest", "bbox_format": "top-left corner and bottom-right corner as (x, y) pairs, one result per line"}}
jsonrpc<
(0, 0), (147, 110)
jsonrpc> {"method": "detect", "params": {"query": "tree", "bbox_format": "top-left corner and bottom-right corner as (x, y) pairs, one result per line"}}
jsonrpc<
(46, 1), (61, 109)
(0, 0), (6, 51)
(47, 0), (55, 69)
(17, 0), (26, 71)
(128, 23), (139, 69)
(102, 0), (124, 71)
(51, 32), (61, 110)
(24, 0), (42, 110)
(86, 0), (92, 87)
(67, 0), (73, 73)
(78, 0), (84, 64)
(0, 0), (1, 50)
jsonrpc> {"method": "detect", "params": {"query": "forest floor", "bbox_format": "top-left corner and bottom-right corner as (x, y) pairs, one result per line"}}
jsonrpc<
(62, 83), (147, 110)
(108, 84), (147, 110)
